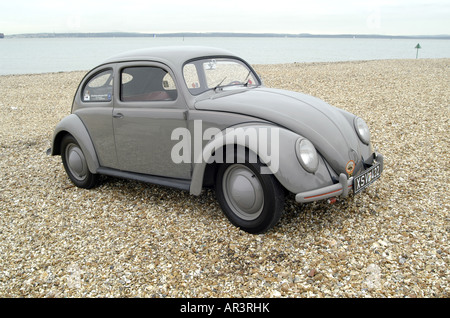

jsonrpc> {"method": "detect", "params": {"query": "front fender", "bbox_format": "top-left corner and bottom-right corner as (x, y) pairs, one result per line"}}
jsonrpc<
(189, 124), (334, 195)
(48, 114), (100, 174)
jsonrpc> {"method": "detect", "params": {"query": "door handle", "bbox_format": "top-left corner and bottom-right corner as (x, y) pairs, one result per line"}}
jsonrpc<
(113, 113), (124, 119)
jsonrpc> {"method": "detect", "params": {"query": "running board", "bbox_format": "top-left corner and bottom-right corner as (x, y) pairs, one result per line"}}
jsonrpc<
(96, 167), (191, 191)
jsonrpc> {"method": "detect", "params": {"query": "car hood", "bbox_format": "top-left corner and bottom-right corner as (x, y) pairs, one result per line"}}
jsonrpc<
(194, 87), (362, 175)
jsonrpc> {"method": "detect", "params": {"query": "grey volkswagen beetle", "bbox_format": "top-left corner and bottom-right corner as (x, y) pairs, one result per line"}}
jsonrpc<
(48, 46), (383, 233)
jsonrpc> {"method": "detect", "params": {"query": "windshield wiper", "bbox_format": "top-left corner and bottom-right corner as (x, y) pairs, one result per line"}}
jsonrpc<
(213, 72), (255, 92)
(213, 77), (227, 91)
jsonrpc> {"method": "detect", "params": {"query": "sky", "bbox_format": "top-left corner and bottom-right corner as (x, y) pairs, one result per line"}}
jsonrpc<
(1, 0), (449, 36)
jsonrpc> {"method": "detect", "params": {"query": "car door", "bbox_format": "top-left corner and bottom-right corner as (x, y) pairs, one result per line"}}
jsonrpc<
(112, 63), (191, 179)
(75, 67), (118, 168)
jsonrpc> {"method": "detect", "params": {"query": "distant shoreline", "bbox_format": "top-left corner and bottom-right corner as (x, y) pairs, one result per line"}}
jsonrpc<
(3, 32), (450, 40)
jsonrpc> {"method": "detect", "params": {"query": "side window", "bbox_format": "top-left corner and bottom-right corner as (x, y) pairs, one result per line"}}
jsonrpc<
(82, 69), (113, 102)
(120, 66), (177, 102)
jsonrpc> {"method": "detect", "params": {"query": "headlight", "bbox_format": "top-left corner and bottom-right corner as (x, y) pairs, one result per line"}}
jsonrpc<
(354, 117), (371, 145)
(295, 138), (319, 173)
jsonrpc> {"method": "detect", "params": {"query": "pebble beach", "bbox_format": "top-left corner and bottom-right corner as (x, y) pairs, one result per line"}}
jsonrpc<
(0, 58), (448, 298)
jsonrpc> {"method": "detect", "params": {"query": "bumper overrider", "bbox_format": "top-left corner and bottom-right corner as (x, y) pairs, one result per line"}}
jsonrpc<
(295, 152), (384, 203)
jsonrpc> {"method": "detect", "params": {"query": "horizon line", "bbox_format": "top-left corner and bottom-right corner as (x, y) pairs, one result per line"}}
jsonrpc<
(3, 31), (450, 40)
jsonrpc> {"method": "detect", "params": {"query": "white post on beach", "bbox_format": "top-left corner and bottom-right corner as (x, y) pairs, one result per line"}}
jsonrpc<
(415, 43), (421, 59)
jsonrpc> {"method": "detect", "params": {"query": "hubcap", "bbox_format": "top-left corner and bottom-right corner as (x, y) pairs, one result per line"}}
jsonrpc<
(222, 164), (264, 220)
(66, 143), (88, 181)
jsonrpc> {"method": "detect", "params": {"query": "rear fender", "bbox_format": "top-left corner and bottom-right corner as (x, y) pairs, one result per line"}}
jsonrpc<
(49, 114), (100, 173)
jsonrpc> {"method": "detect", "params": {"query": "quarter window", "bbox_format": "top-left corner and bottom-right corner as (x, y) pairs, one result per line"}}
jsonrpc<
(82, 69), (113, 102)
(120, 66), (177, 102)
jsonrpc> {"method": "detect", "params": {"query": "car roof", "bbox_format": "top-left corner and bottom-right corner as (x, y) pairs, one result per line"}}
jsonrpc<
(101, 46), (238, 69)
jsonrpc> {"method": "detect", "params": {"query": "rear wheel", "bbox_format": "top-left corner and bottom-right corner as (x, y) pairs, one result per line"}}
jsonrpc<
(215, 160), (284, 234)
(61, 135), (99, 189)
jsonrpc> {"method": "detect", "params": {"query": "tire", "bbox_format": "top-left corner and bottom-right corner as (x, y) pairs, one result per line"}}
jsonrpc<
(61, 134), (99, 189)
(215, 159), (285, 234)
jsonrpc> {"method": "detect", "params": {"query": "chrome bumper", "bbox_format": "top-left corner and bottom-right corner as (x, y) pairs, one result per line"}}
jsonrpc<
(295, 153), (383, 203)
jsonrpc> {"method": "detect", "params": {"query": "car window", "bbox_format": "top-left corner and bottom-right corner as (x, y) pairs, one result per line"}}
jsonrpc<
(183, 63), (201, 89)
(120, 66), (177, 102)
(203, 60), (251, 88)
(82, 69), (113, 102)
(183, 58), (258, 95)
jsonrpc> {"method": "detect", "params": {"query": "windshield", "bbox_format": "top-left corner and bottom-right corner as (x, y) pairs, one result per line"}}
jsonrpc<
(183, 58), (259, 95)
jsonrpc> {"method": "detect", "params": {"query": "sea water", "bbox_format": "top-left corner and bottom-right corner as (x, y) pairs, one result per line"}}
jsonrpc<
(0, 36), (449, 75)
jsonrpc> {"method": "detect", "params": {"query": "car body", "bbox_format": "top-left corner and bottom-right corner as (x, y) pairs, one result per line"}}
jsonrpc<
(48, 46), (383, 233)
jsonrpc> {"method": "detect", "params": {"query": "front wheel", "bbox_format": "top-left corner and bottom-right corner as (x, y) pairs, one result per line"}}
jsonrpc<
(215, 161), (285, 234)
(61, 134), (99, 189)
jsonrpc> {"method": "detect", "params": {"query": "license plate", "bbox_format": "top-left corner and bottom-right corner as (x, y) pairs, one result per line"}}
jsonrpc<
(353, 162), (381, 194)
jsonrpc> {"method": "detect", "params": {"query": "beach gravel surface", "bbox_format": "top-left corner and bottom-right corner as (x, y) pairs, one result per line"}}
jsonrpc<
(0, 59), (448, 298)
